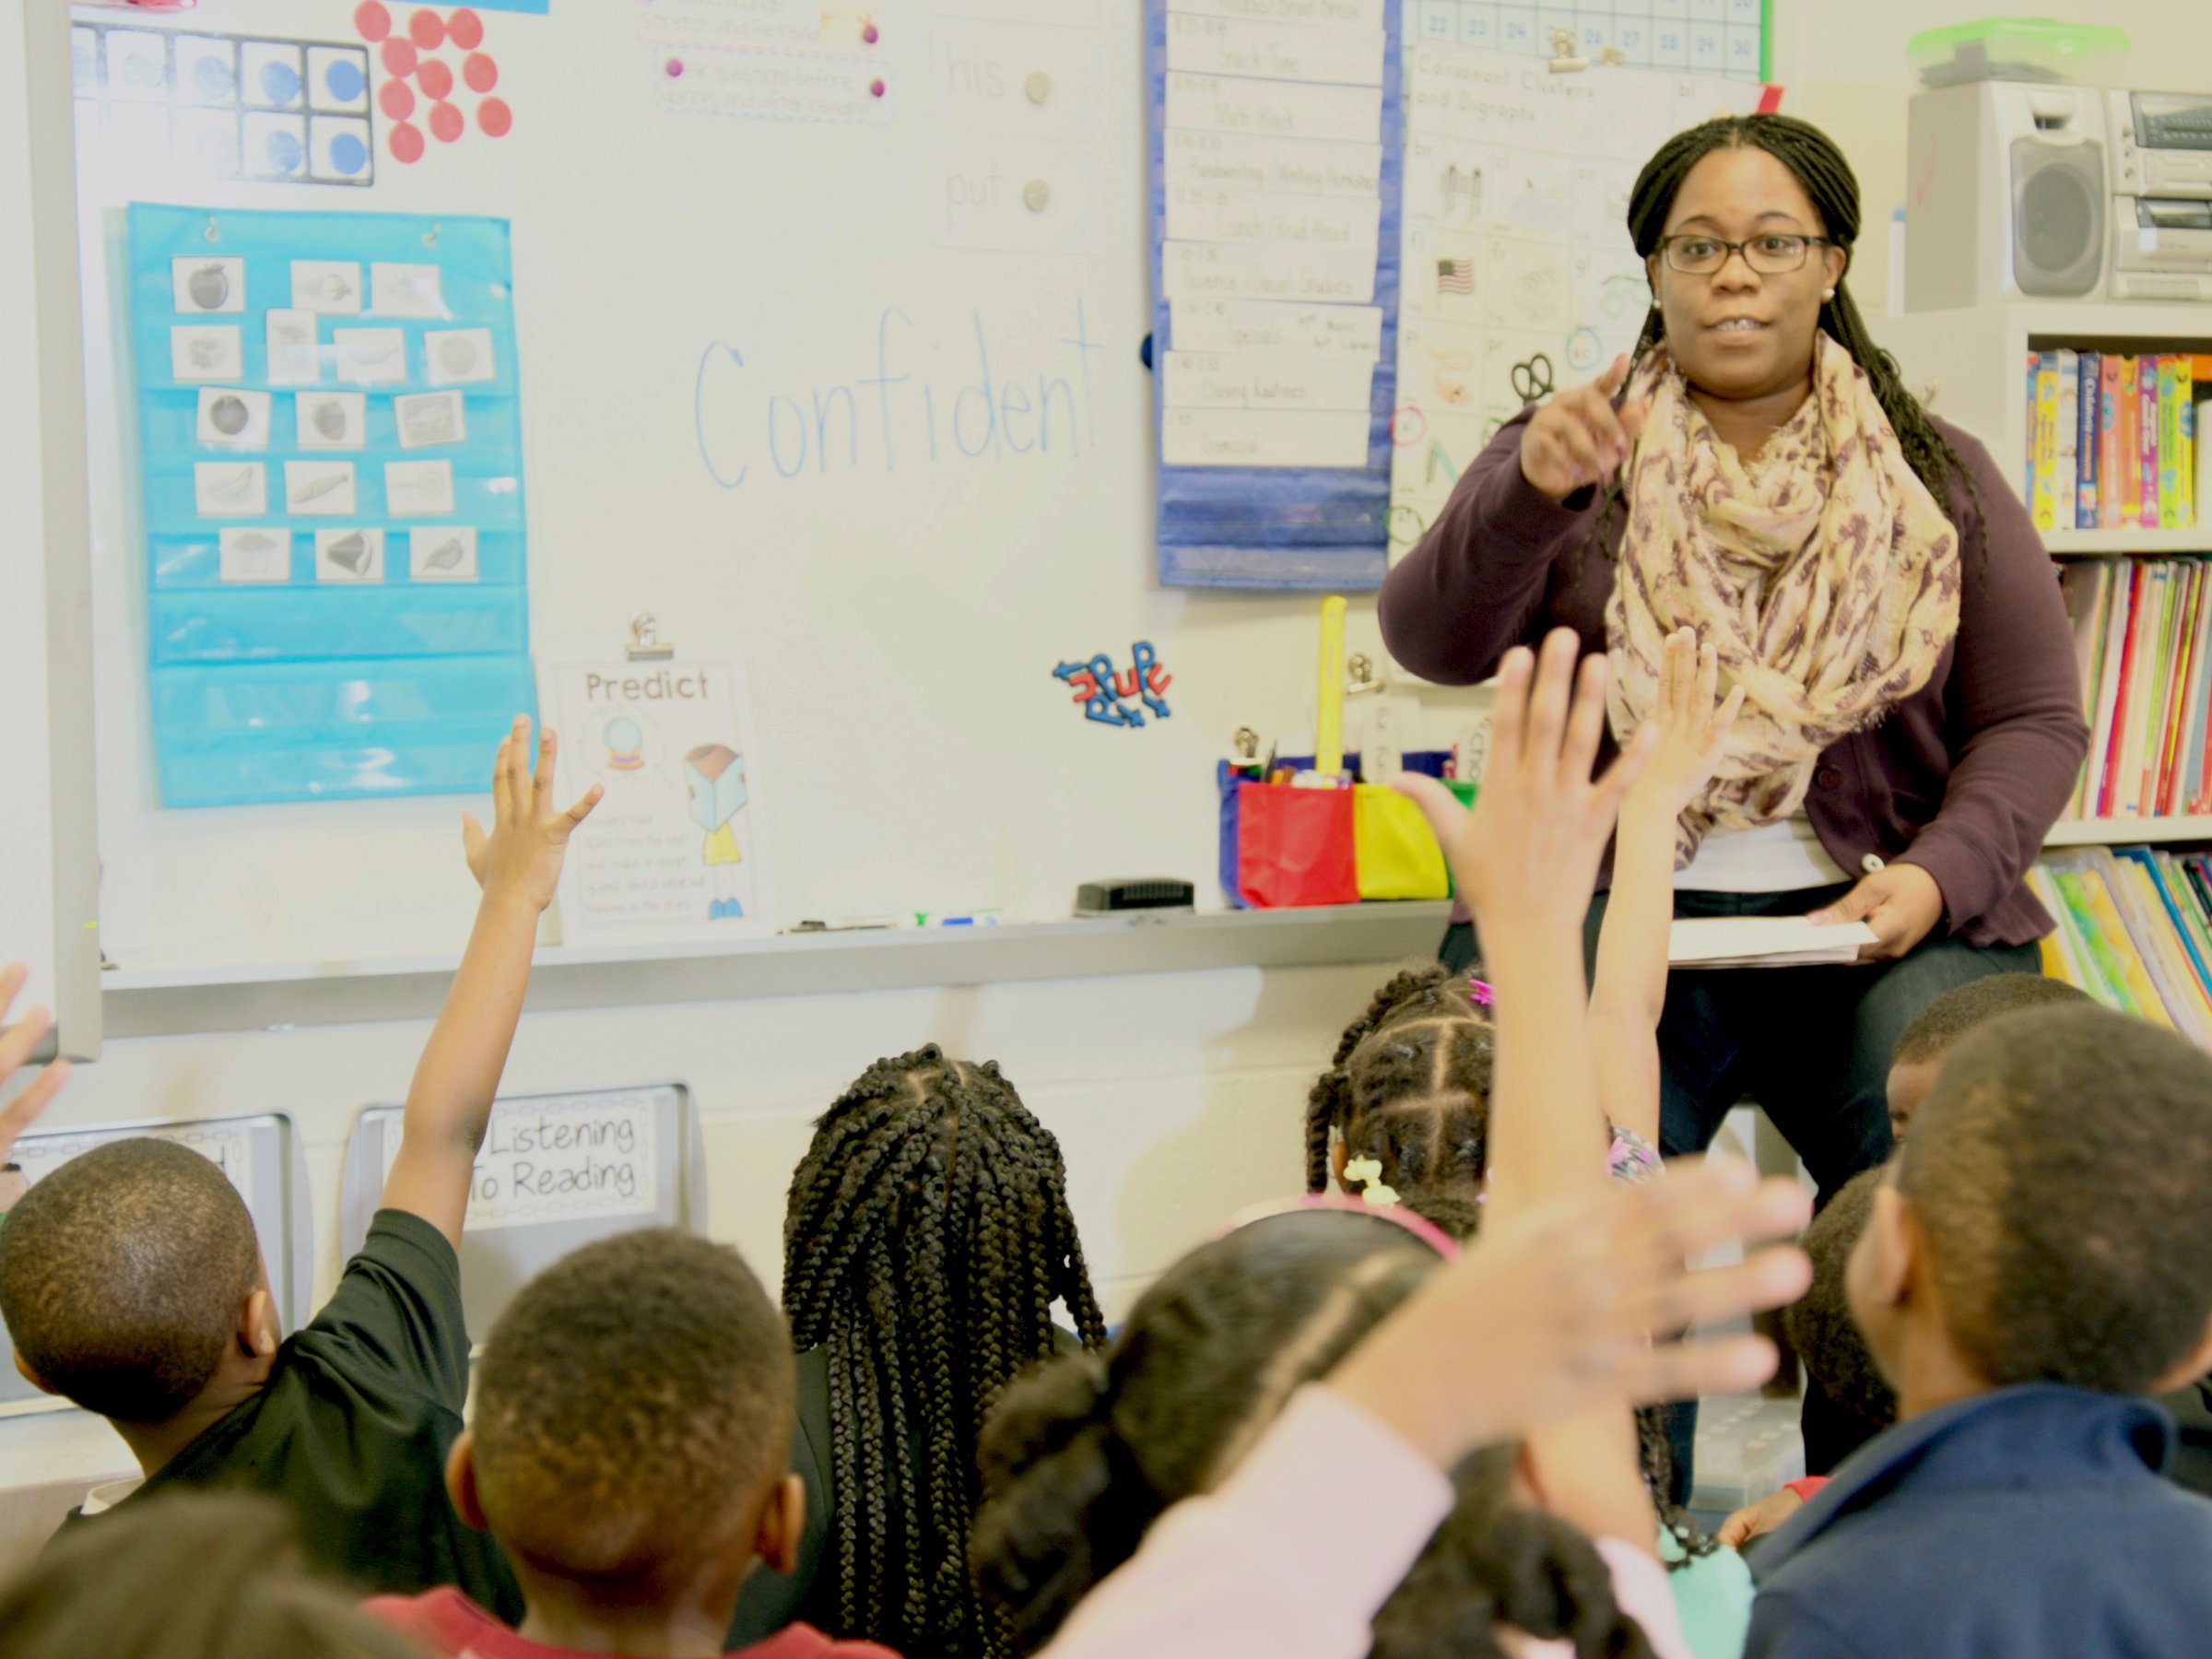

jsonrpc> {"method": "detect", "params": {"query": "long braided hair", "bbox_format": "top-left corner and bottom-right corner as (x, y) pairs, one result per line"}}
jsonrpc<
(972, 1209), (1657, 1658)
(782, 1045), (1108, 1659)
(1304, 965), (1499, 1205)
(1594, 113), (1984, 569)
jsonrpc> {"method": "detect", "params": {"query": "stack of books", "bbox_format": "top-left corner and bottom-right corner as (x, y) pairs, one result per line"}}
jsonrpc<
(2031, 848), (2212, 1044)
(2025, 350), (2202, 531)
(2059, 559), (2212, 820)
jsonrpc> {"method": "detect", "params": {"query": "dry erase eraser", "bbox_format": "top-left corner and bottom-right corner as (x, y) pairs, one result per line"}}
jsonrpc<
(1075, 878), (1195, 916)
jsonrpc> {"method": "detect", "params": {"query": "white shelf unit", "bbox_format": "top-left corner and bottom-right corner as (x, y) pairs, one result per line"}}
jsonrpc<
(1874, 303), (2212, 851)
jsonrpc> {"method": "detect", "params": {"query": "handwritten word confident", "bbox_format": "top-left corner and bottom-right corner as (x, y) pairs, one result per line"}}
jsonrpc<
(694, 301), (1103, 486)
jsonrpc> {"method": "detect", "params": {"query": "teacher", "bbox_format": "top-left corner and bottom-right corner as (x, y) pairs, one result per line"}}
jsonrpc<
(1381, 114), (2088, 1205)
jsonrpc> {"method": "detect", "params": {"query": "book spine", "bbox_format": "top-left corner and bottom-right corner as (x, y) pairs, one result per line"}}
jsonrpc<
(2180, 355), (2196, 531)
(2143, 355), (2164, 530)
(2077, 350), (2100, 529)
(2088, 562), (2130, 818)
(2162, 356), (2186, 530)
(2106, 559), (2148, 816)
(2120, 357), (2144, 526)
(2159, 565), (2204, 814)
(2034, 351), (2060, 531)
(2100, 354), (2124, 530)
(2055, 348), (2079, 529)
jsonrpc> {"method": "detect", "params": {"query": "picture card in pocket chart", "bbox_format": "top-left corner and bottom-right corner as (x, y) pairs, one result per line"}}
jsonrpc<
(540, 652), (773, 944)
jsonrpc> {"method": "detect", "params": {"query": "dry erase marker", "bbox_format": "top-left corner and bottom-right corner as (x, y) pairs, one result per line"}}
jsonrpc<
(920, 911), (1002, 927)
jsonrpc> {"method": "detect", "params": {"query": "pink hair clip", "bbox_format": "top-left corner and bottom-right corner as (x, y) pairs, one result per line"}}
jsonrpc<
(1467, 977), (1495, 1006)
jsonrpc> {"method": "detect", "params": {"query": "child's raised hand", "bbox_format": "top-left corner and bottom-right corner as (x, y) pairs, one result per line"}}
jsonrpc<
(1394, 628), (1653, 930)
(1626, 629), (1744, 822)
(461, 716), (604, 914)
(0, 964), (71, 1168)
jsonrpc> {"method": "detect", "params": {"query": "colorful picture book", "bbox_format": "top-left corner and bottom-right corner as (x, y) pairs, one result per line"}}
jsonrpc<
(2033, 847), (2212, 1047)
(2058, 558), (2212, 820)
(2026, 350), (2204, 532)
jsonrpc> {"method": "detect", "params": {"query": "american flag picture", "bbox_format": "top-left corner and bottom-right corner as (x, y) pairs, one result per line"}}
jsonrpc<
(1436, 257), (1475, 295)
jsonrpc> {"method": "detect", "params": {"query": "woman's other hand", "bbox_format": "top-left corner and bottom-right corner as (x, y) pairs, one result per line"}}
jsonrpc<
(1810, 863), (1947, 961)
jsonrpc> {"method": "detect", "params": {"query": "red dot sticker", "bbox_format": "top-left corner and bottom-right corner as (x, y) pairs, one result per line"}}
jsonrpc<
(665, 57), (684, 76)
(409, 8), (446, 49)
(355, 2), (392, 42)
(417, 57), (453, 100)
(447, 8), (484, 50)
(464, 52), (498, 93)
(869, 78), (886, 98)
(389, 121), (425, 163)
(864, 23), (879, 43)
(379, 79), (416, 120)
(428, 100), (465, 143)
(381, 38), (417, 76)
(477, 96), (512, 137)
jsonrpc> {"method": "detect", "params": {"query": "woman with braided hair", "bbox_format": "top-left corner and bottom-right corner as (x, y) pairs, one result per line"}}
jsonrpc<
(1381, 112), (2086, 1225)
(750, 1045), (1106, 1659)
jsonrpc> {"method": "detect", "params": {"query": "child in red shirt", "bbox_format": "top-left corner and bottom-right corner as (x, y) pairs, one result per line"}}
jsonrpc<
(368, 1229), (898, 1659)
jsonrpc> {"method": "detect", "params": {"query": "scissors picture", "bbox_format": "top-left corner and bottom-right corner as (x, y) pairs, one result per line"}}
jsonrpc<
(1511, 352), (1555, 403)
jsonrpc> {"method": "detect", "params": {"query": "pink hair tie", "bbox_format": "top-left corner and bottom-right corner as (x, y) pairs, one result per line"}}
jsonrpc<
(1467, 977), (1495, 1006)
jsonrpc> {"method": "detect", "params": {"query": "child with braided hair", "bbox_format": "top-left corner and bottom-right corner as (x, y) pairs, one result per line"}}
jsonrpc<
(759, 1046), (1107, 1659)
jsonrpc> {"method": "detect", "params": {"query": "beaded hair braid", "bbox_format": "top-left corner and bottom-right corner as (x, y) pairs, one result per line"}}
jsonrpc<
(782, 1045), (1107, 1659)
(1304, 966), (1497, 1205)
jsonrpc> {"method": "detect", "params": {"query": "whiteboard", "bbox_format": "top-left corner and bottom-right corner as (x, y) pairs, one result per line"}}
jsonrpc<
(0, 1111), (315, 1417)
(338, 1084), (705, 1340)
(60, 0), (1415, 973)
(1, 0), (100, 1055)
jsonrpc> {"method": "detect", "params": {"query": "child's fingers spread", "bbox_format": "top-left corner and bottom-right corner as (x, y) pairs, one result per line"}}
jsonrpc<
(1593, 721), (1656, 807)
(1627, 1247), (1813, 1341)
(0, 963), (25, 1025)
(1709, 685), (1747, 745)
(1559, 652), (1612, 788)
(1391, 773), (1469, 847)
(534, 728), (559, 813)
(1694, 643), (1719, 714)
(0, 1058), (71, 1140)
(506, 717), (534, 814)
(561, 782), (606, 828)
(0, 1004), (53, 1077)
(1488, 647), (1535, 772)
(1622, 1332), (1781, 1411)
(1525, 630), (1582, 769)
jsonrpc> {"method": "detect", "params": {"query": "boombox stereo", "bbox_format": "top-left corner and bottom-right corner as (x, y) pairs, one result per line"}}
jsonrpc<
(1906, 83), (2212, 309)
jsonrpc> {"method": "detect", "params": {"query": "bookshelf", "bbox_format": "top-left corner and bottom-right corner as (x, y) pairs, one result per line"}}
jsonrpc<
(1875, 301), (2212, 850)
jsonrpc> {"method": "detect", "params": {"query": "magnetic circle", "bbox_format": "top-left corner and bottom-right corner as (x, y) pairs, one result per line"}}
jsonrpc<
(187, 263), (229, 309)
(389, 121), (425, 162)
(864, 23), (879, 42)
(190, 53), (236, 101)
(428, 101), (465, 143)
(1022, 178), (1050, 212)
(416, 57), (453, 100)
(869, 78), (886, 98)
(330, 131), (371, 175)
(477, 96), (512, 136)
(463, 52), (498, 92)
(382, 38), (418, 76)
(409, 9), (446, 49)
(1025, 70), (1051, 104)
(324, 57), (367, 102)
(260, 59), (302, 104)
(665, 56), (684, 76)
(209, 394), (250, 436)
(447, 8), (484, 49)
(355, 2), (392, 42)
(380, 78), (416, 119)
(265, 128), (305, 173)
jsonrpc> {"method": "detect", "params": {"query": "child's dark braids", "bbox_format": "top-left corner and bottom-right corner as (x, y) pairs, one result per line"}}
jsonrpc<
(783, 1045), (1107, 1659)
(1304, 965), (1498, 1206)
(1585, 112), (1986, 576)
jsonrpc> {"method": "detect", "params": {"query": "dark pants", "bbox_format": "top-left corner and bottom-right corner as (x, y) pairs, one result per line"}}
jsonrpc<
(1441, 884), (2041, 1494)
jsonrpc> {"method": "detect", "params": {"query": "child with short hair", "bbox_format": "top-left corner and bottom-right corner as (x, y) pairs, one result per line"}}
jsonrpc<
(1882, 971), (2088, 1143)
(0, 717), (598, 1612)
(771, 1047), (1107, 1659)
(369, 1228), (898, 1659)
(1747, 1002), (2212, 1658)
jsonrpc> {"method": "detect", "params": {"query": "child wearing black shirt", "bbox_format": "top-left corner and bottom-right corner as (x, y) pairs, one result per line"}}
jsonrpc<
(0, 717), (599, 1614)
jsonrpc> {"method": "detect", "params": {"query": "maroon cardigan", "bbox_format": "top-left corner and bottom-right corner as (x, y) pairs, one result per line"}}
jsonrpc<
(1379, 407), (2090, 947)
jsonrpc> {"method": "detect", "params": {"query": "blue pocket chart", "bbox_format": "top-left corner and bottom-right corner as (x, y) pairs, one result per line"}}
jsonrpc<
(128, 203), (535, 806)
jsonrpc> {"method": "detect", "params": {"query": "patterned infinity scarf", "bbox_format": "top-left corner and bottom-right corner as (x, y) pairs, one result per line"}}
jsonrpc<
(1605, 333), (1962, 866)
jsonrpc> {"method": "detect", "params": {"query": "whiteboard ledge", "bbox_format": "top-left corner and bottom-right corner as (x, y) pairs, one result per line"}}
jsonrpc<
(103, 904), (1454, 1037)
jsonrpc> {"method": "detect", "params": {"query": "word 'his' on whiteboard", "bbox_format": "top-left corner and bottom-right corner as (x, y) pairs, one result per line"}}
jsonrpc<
(383, 1095), (659, 1232)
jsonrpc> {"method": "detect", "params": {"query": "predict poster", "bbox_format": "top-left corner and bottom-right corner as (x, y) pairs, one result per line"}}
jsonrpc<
(538, 651), (771, 943)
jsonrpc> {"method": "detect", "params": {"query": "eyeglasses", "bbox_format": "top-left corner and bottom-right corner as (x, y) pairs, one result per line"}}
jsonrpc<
(1656, 233), (1835, 276)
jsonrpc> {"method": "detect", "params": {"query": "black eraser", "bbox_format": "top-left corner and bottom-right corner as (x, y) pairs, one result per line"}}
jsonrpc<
(1076, 877), (1195, 916)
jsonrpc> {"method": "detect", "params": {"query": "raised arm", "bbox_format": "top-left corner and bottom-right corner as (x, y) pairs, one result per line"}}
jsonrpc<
(379, 716), (601, 1247)
(1379, 359), (1647, 685)
(1592, 631), (1743, 1147)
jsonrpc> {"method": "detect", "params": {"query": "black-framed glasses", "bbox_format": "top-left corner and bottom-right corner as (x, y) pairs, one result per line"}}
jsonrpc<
(1656, 233), (1835, 276)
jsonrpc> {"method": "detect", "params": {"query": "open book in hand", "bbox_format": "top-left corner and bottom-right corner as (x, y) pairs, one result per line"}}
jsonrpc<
(1668, 916), (1881, 969)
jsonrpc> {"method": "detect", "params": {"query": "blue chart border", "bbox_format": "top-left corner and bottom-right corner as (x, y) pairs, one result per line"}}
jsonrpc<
(1147, 0), (1404, 592)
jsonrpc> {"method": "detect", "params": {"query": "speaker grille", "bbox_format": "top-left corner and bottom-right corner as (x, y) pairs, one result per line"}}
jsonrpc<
(2010, 138), (2105, 297)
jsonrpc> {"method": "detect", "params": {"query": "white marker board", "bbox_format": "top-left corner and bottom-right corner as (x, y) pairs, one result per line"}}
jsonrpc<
(0, 1112), (315, 1417)
(54, 0), (1385, 976)
(338, 1084), (705, 1340)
